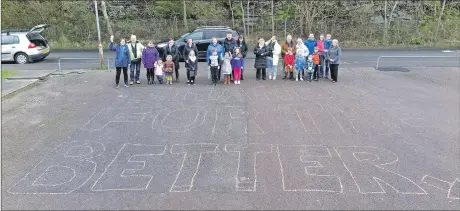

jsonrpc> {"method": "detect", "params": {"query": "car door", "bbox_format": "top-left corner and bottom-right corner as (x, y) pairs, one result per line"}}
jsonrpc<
(27, 24), (50, 54)
(1, 35), (17, 61)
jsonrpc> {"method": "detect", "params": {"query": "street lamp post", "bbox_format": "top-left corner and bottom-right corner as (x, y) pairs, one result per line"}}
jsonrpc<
(94, 0), (104, 69)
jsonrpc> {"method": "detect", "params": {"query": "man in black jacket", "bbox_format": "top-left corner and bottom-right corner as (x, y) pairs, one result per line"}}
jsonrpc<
(183, 38), (198, 62)
(163, 39), (180, 83)
(223, 32), (236, 80)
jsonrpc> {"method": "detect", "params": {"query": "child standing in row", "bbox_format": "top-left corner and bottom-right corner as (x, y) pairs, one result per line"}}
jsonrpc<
(305, 55), (315, 82)
(208, 48), (221, 86)
(154, 60), (164, 84)
(312, 47), (321, 81)
(232, 47), (244, 84)
(164, 55), (175, 85)
(295, 48), (306, 81)
(283, 47), (295, 80)
(222, 52), (232, 84)
(186, 51), (198, 85)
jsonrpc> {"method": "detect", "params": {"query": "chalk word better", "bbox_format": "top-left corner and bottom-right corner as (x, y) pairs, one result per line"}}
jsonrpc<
(8, 141), (460, 199)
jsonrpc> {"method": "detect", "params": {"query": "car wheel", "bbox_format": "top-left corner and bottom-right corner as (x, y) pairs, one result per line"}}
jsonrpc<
(15, 53), (29, 64)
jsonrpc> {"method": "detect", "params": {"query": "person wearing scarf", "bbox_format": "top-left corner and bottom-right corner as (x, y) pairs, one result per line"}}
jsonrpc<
(253, 38), (269, 80)
(186, 50), (198, 85)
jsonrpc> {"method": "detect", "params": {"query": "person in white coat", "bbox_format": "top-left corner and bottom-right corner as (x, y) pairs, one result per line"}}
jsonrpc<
(295, 38), (309, 79)
(271, 38), (281, 80)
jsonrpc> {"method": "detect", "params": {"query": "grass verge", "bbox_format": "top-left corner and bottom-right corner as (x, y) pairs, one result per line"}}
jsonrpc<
(2, 70), (17, 79)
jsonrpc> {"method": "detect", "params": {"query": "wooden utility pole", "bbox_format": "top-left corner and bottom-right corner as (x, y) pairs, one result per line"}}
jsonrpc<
(94, 0), (104, 68)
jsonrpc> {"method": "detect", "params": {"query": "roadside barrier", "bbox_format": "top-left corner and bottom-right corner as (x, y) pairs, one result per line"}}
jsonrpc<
(375, 55), (460, 70)
(58, 58), (112, 71)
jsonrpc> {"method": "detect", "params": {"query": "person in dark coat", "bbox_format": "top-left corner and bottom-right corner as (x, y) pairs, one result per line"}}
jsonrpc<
(223, 32), (236, 54)
(253, 37), (270, 80)
(163, 39), (180, 83)
(142, 40), (160, 85)
(109, 35), (131, 88)
(183, 38), (198, 67)
(223, 32), (236, 81)
(236, 36), (248, 80)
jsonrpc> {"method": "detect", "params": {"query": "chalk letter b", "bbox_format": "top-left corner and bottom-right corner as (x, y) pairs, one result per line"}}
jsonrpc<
(8, 141), (104, 194)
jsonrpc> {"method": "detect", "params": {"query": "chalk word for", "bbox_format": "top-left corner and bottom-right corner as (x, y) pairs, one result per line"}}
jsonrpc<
(79, 104), (404, 136)
(8, 142), (459, 199)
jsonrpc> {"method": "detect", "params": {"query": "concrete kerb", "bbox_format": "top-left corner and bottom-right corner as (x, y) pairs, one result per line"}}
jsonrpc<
(1, 69), (88, 99)
(1, 79), (41, 99)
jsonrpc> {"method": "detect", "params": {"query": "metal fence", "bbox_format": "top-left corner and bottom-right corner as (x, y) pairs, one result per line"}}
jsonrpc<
(58, 57), (113, 71)
(375, 55), (460, 70)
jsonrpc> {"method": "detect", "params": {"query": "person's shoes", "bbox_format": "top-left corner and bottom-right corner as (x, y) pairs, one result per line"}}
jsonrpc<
(256, 78), (260, 81)
(296, 78), (298, 81)
(124, 83), (129, 87)
(262, 78), (266, 80)
(269, 75), (272, 80)
(176, 79), (180, 83)
(273, 76), (276, 80)
(130, 81), (134, 85)
(238, 80), (241, 84)
(115, 84), (119, 88)
(136, 80), (141, 84)
(300, 77), (304, 81)
(187, 80), (190, 84)
(192, 80), (195, 85)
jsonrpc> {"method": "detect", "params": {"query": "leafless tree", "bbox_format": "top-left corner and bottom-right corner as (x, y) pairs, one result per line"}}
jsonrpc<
(229, 0), (235, 28)
(434, 0), (446, 41)
(183, 0), (188, 31)
(240, 0), (246, 36)
(100, 0), (113, 36)
(271, 0), (274, 34)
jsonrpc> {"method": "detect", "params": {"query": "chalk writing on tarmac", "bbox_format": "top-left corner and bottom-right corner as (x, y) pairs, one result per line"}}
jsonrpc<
(7, 142), (459, 200)
(7, 98), (457, 200)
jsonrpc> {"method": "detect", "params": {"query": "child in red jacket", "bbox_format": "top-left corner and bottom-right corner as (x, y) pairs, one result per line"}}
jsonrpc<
(283, 47), (295, 80)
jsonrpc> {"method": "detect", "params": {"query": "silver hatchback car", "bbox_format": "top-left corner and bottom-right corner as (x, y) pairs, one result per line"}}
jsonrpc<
(1, 24), (51, 64)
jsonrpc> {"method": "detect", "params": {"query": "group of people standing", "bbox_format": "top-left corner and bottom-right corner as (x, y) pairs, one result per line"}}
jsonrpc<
(108, 32), (341, 88)
(108, 34), (184, 87)
(254, 33), (341, 82)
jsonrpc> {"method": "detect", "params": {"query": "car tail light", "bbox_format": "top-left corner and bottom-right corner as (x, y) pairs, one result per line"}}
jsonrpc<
(28, 43), (36, 49)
